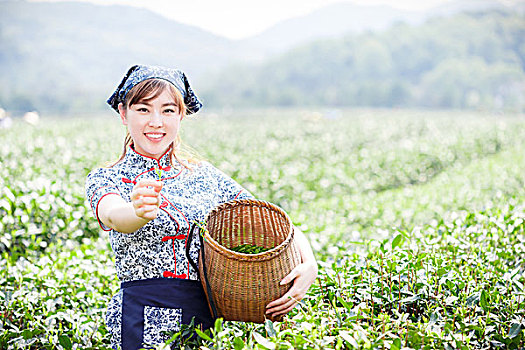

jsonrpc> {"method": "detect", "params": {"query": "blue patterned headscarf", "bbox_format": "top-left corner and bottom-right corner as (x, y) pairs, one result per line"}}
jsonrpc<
(107, 64), (202, 115)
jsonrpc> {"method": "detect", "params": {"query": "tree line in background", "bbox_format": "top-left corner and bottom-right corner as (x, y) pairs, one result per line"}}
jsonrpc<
(202, 11), (525, 112)
(0, 9), (524, 114)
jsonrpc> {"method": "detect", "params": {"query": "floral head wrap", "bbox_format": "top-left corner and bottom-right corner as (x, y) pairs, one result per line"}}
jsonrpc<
(107, 64), (202, 115)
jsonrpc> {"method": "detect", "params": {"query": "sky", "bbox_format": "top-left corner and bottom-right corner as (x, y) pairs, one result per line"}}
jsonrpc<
(30, 0), (464, 39)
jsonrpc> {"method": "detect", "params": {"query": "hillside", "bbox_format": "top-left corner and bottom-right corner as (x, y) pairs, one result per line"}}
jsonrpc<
(238, 0), (522, 55)
(0, 0), (523, 113)
(238, 3), (424, 55)
(0, 0), (240, 113)
(201, 11), (525, 111)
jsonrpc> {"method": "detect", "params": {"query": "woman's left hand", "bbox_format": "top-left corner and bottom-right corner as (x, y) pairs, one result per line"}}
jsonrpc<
(265, 260), (318, 318)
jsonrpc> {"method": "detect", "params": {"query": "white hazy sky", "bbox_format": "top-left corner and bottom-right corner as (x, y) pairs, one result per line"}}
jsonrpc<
(31, 0), (458, 39)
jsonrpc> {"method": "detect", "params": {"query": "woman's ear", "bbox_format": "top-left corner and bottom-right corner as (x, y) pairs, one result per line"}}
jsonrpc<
(118, 103), (127, 125)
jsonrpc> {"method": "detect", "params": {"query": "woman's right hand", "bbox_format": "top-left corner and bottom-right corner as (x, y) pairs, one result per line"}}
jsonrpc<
(130, 179), (163, 221)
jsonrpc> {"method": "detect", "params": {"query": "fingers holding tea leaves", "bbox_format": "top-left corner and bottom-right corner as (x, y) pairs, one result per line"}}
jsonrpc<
(134, 179), (163, 193)
(133, 197), (160, 218)
(133, 204), (159, 220)
(131, 180), (163, 199)
(131, 179), (163, 220)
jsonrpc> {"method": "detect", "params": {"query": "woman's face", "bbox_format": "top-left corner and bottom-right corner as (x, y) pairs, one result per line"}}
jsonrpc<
(119, 89), (182, 159)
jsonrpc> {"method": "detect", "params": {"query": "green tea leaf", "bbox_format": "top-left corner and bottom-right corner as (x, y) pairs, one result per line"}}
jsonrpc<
(58, 335), (72, 350)
(509, 323), (521, 339)
(214, 317), (223, 333)
(155, 167), (162, 180)
(234, 337), (245, 350)
(195, 328), (213, 341)
(337, 296), (352, 312)
(392, 233), (403, 250)
(480, 290), (489, 311)
(339, 330), (359, 348)
(264, 319), (277, 338)
(466, 293), (480, 306)
(392, 338), (402, 350)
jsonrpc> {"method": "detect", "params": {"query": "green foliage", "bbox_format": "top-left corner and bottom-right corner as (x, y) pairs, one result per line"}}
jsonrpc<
(192, 203), (525, 349)
(0, 110), (524, 349)
(0, 240), (116, 349)
(0, 117), (120, 257)
(202, 11), (525, 111)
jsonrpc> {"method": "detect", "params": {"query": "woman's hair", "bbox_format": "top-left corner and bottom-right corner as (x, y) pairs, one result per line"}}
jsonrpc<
(111, 78), (202, 168)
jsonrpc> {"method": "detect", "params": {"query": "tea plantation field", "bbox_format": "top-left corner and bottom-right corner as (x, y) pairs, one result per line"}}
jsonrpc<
(1, 109), (524, 349)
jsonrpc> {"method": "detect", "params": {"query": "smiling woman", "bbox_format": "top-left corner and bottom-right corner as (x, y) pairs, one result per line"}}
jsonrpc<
(118, 81), (183, 160)
(84, 64), (318, 350)
(108, 66), (202, 168)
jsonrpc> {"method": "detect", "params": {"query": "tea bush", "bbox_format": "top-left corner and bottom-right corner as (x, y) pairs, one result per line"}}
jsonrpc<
(0, 109), (524, 349)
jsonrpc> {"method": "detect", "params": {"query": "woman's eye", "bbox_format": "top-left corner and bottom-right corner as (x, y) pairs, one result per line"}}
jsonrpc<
(137, 107), (149, 113)
(164, 109), (176, 114)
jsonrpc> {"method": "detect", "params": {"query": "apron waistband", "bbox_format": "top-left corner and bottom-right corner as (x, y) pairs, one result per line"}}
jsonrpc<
(121, 277), (200, 289)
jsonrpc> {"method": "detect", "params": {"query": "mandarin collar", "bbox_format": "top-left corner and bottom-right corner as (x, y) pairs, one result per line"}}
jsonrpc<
(122, 145), (174, 170)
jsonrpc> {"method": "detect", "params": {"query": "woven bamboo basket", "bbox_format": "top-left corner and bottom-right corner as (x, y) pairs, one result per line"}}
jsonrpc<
(198, 199), (301, 323)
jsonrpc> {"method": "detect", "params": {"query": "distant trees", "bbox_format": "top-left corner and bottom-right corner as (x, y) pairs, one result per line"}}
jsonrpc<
(202, 11), (525, 111)
(1, 4), (523, 113)
(418, 57), (524, 109)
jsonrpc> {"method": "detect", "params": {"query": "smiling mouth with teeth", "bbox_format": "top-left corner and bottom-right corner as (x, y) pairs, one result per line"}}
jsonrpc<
(146, 133), (164, 139)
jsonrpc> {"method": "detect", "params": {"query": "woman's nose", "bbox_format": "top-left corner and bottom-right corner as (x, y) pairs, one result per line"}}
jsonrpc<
(149, 111), (163, 127)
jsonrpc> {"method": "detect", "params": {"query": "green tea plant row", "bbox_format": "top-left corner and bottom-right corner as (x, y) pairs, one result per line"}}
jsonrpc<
(1, 238), (116, 349)
(1, 202), (522, 349)
(0, 109), (524, 349)
(187, 110), (522, 200)
(185, 109), (525, 256)
(190, 203), (525, 350)
(2, 110), (524, 256)
(0, 119), (116, 254)
(303, 143), (525, 258)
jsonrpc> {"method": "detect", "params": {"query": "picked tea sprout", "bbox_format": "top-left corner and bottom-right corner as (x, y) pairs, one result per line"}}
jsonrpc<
(155, 166), (162, 180)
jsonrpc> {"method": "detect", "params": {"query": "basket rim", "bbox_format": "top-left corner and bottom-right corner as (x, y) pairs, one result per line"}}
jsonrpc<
(203, 199), (294, 262)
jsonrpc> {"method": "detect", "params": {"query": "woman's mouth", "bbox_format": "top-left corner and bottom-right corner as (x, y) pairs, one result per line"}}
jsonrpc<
(145, 132), (165, 141)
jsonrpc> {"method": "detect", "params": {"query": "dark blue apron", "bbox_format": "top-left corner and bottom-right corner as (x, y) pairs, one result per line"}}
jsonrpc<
(121, 277), (213, 350)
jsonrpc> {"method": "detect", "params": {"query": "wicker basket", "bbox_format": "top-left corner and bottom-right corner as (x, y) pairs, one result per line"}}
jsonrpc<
(198, 199), (301, 323)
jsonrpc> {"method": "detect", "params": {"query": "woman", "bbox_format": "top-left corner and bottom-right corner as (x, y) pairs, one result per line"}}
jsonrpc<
(85, 64), (318, 349)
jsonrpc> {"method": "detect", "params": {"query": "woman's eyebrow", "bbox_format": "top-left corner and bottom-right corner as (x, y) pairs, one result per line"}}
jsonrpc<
(135, 102), (177, 107)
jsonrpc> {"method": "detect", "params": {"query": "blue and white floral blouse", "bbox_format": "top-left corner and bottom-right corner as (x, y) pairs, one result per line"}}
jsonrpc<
(85, 146), (253, 348)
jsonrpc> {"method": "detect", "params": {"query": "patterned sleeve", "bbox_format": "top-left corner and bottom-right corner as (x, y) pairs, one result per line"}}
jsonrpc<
(85, 167), (122, 231)
(205, 162), (255, 203)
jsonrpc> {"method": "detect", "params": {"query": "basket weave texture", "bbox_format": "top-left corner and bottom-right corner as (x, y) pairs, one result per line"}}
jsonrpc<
(199, 199), (301, 323)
